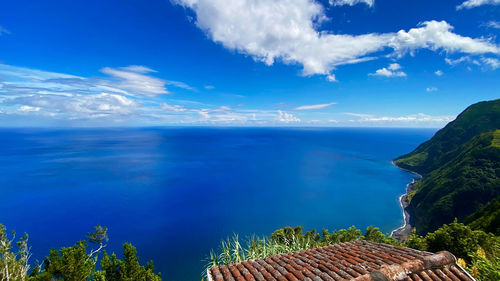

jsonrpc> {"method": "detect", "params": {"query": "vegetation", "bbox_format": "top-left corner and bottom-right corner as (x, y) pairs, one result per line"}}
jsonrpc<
(207, 222), (500, 281)
(0, 224), (30, 281)
(406, 220), (500, 281)
(205, 225), (398, 271)
(394, 99), (500, 234)
(466, 195), (500, 235)
(0, 224), (161, 281)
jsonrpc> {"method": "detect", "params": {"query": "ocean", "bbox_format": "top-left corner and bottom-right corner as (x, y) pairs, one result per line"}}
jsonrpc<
(0, 127), (435, 281)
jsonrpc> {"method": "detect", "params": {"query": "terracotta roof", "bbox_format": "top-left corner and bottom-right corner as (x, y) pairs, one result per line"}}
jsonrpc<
(207, 240), (475, 281)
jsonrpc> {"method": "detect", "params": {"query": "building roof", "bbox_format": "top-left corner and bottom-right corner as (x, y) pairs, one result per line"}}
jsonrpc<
(207, 240), (475, 281)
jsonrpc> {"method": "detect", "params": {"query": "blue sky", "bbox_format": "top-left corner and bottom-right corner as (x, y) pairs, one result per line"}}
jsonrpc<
(0, 0), (499, 127)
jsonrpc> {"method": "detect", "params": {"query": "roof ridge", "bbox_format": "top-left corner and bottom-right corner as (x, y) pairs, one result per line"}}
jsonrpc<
(351, 251), (457, 281)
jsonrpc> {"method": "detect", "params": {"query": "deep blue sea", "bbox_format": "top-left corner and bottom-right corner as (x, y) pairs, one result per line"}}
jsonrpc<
(0, 127), (435, 281)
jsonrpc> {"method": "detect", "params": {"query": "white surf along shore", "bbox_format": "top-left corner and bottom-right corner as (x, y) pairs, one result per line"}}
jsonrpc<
(390, 160), (422, 241)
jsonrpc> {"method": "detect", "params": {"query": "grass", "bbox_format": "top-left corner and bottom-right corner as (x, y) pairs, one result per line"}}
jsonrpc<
(491, 130), (500, 148)
(396, 152), (428, 168)
(203, 226), (399, 277)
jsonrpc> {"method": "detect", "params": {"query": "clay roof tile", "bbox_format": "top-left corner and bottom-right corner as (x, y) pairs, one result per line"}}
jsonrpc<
(207, 241), (475, 281)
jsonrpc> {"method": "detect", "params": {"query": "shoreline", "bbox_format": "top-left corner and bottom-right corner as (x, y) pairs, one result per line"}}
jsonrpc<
(390, 160), (422, 241)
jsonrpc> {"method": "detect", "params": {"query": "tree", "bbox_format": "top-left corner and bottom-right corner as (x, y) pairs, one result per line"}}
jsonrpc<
(42, 241), (95, 280)
(96, 243), (161, 281)
(363, 226), (387, 243)
(424, 219), (495, 261)
(0, 224), (31, 281)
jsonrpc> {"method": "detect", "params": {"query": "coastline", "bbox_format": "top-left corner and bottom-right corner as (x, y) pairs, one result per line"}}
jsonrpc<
(390, 160), (422, 241)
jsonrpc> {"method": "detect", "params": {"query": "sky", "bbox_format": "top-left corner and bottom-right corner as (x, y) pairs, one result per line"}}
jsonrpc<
(0, 0), (499, 127)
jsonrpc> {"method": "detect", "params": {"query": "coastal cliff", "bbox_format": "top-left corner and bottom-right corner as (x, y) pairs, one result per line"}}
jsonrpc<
(394, 99), (500, 235)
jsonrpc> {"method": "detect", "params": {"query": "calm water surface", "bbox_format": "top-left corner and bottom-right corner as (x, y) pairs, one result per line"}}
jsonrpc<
(0, 127), (435, 281)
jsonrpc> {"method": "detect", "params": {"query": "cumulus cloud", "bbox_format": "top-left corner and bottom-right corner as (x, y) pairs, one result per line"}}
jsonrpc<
(426, 87), (438, 92)
(435, 70), (443, 76)
(294, 102), (336, 110)
(457, 0), (500, 10)
(329, 0), (373, 7)
(175, 0), (500, 79)
(389, 21), (500, 56)
(278, 110), (300, 122)
(369, 63), (407, 77)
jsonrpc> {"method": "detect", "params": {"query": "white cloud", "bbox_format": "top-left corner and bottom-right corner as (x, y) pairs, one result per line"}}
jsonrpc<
(18, 105), (40, 112)
(118, 65), (157, 73)
(457, 0), (500, 10)
(0, 63), (312, 125)
(369, 63), (407, 77)
(481, 57), (500, 69)
(445, 56), (480, 66)
(426, 87), (438, 92)
(389, 21), (500, 56)
(0, 63), (177, 98)
(204, 85), (215, 89)
(0, 63), (204, 124)
(435, 70), (443, 76)
(278, 110), (300, 122)
(175, 0), (500, 79)
(294, 102), (336, 110)
(198, 110), (211, 120)
(329, 0), (373, 7)
(0, 64), (79, 82)
(0, 26), (10, 36)
(160, 103), (188, 112)
(100, 67), (169, 97)
(445, 55), (500, 69)
(326, 74), (337, 82)
(388, 63), (401, 70)
(484, 21), (500, 29)
(6, 93), (138, 119)
(345, 112), (455, 124)
(165, 80), (195, 91)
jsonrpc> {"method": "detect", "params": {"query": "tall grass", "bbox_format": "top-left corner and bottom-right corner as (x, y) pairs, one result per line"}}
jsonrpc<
(203, 225), (398, 276)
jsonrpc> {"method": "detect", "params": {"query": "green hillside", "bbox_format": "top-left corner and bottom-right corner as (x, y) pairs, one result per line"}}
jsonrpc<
(395, 99), (500, 235)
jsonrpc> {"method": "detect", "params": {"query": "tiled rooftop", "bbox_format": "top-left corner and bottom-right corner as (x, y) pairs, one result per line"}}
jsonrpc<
(207, 240), (475, 281)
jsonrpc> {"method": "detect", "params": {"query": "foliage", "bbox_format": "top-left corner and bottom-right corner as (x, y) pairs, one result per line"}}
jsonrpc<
(394, 99), (500, 234)
(414, 219), (497, 261)
(0, 224), (31, 281)
(0, 223), (161, 281)
(395, 99), (500, 174)
(207, 222), (500, 281)
(96, 244), (161, 281)
(40, 241), (95, 280)
(205, 225), (397, 276)
(466, 195), (500, 235)
(467, 247), (500, 281)
(491, 129), (500, 148)
(405, 220), (500, 281)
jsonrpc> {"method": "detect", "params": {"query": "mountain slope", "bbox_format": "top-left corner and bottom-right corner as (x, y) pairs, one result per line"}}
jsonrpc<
(395, 99), (500, 235)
